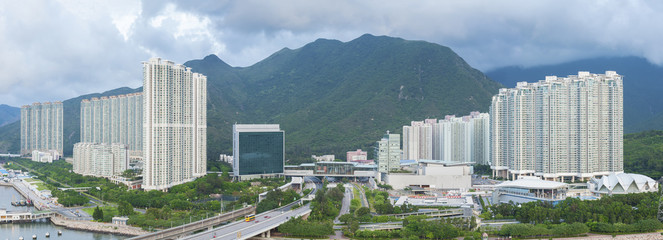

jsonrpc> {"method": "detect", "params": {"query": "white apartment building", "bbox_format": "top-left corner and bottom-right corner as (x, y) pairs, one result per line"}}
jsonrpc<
(491, 71), (623, 181)
(143, 58), (207, 190)
(437, 112), (490, 164)
(376, 132), (401, 173)
(73, 142), (128, 178)
(403, 112), (490, 165)
(31, 150), (60, 163)
(80, 93), (143, 157)
(20, 102), (63, 156)
(402, 120), (433, 160)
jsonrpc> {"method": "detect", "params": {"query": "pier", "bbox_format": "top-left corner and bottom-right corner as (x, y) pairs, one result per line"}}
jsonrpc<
(0, 209), (55, 223)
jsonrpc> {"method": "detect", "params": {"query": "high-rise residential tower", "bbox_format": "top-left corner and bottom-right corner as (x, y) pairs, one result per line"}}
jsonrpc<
(436, 112), (490, 164)
(375, 132), (401, 173)
(491, 71), (623, 181)
(402, 120), (434, 160)
(143, 58), (207, 190)
(20, 102), (63, 156)
(80, 93), (143, 156)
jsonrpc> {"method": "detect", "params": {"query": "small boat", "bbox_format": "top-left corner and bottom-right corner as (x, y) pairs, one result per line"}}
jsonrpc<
(19, 237), (24, 240)
(32, 235), (37, 239)
(57, 230), (62, 235)
(45, 232), (50, 237)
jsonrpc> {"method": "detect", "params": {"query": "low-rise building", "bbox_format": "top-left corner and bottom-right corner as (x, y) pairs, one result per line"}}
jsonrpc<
(492, 177), (568, 205)
(312, 155), (335, 162)
(589, 173), (658, 196)
(384, 160), (472, 190)
(73, 142), (128, 178)
(347, 149), (368, 162)
(31, 150), (60, 163)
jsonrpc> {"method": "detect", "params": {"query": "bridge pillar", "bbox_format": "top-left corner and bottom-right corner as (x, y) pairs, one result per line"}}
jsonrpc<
(266, 230), (271, 238)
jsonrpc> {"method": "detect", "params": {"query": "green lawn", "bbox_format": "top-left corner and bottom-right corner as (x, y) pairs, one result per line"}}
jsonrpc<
(82, 206), (119, 216)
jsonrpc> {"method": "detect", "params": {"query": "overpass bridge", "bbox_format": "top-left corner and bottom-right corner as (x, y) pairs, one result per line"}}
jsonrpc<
(127, 206), (256, 240)
(129, 176), (321, 240)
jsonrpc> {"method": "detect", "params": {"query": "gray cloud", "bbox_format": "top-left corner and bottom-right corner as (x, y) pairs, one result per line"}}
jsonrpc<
(1, 0), (662, 106)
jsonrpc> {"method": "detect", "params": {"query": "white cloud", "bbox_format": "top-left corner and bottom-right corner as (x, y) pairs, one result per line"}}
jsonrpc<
(1, 0), (662, 106)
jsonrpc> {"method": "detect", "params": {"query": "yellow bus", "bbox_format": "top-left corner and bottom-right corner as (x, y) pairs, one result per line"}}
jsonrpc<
(245, 214), (255, 222)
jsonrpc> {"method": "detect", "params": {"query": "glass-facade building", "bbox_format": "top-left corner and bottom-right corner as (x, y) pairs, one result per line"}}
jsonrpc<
(233, 124), (285, 180)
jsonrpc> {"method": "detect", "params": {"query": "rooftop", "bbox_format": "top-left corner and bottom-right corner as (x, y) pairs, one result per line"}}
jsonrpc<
(497, 178), (567, 190)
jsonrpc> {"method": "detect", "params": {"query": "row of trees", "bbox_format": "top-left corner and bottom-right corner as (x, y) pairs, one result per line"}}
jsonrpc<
(7, 159), (288, 230)
(365, 188), (418, 214)
(256, 189), (301, 213)
(487, 192), (658, 225)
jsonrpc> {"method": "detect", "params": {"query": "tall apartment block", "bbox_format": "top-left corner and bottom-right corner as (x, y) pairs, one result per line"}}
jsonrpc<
(143, 58), (207, 190)
(73, 142), (128, 178)
(232, 124), (285, 180)
(436, 112), (490, 164)
(402, 120), (434, 160)
(20, 102), (63, 157)
(491, 71), (623, 181)
(402, 112), (489, 164)
(375, 132), (401, 173)
(80, 93), (143, 157)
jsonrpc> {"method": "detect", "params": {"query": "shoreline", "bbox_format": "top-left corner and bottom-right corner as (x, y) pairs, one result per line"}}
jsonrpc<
(50, 216), (149, 236)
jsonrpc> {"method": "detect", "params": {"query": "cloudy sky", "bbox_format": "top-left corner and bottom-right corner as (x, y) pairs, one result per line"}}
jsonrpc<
(1, 0), (662, 107)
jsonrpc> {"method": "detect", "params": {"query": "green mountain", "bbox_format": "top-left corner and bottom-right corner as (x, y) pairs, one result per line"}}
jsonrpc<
(624, 130), (663, 179)
(0, 104), (20, 127)
(0, 34), (502, 163)
(185, 34), (502, 162)
(485, 56), (663, 133)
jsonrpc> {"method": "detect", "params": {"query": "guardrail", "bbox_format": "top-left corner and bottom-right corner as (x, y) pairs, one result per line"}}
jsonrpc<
(128, 206), (256, 240)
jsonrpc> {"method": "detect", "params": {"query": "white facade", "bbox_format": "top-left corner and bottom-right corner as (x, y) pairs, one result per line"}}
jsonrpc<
(384, 160), (472, 190)
(73, 142), (128, 178)
(403, 112), (490, 164)
(80, 93), (143, 157)
(492, 177), (569, 204)
(376, 133), (401, 173)
(589, 173), (658, 196)
(31, 150), (60, 163)
(143, 57), (207, 190)
(312, 155), (335, 162)
(491, 71), (623, 180)
(436, 112), (490, 164)
(402, 120), (433, 161)
(20, 102), (63, 156)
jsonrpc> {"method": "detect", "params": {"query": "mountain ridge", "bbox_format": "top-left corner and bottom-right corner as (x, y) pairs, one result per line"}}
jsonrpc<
(0, 34), (503, 163)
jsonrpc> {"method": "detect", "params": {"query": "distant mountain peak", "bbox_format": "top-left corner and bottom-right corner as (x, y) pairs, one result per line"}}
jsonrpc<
(198, 54), (232, 68)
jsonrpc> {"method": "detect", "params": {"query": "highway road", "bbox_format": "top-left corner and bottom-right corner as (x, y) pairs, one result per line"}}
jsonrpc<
(182, 177), (321, 240)
(182, 202), (311, 240)
(334, 184), (352, 223)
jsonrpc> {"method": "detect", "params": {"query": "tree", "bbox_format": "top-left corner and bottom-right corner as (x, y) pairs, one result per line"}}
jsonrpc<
(118, 200), (135, 216)
(355, 207), (370, 218)
(92, 206), (104, 221)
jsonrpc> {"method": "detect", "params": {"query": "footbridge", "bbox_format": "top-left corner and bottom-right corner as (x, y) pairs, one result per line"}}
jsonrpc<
(385, 207), (470, 219)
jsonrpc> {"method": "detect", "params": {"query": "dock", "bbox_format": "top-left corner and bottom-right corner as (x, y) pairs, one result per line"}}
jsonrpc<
(0, 209), (56, 223)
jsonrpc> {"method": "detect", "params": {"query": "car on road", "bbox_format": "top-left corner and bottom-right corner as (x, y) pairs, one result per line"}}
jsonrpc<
(264, 216), (270, 219)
